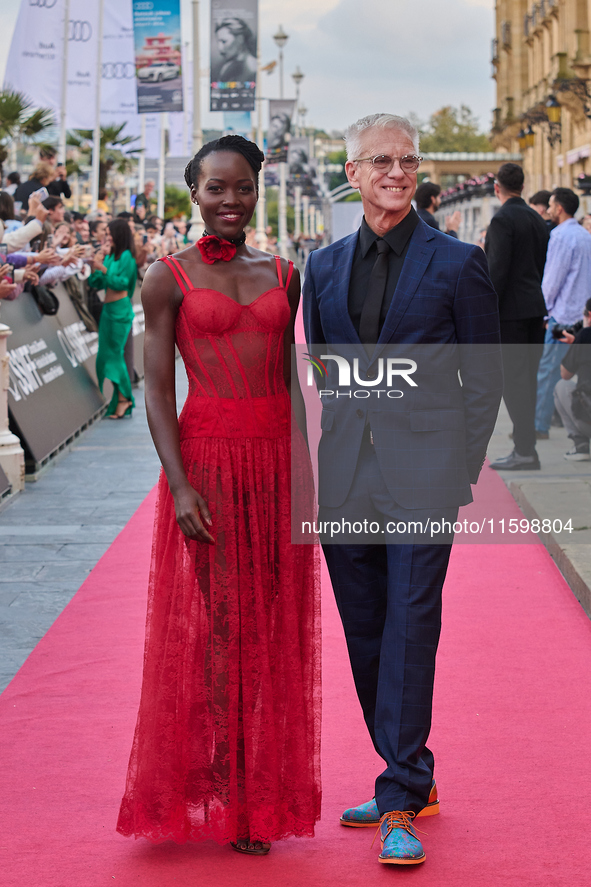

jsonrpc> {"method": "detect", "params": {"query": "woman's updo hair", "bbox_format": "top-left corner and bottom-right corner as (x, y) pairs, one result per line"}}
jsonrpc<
(184, 135), (265, 190)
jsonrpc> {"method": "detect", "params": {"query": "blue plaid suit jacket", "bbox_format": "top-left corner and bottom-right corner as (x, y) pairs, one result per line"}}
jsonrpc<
(303, 219), (503, 509)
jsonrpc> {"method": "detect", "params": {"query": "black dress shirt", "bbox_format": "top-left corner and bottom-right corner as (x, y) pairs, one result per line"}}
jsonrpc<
(348, 209), (419, 338)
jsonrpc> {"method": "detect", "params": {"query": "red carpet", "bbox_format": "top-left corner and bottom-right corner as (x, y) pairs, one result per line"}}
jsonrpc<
(2, 470), (591, 886)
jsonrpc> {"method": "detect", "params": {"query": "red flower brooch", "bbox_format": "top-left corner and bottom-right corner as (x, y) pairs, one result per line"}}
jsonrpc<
(196, 234), (239, 264)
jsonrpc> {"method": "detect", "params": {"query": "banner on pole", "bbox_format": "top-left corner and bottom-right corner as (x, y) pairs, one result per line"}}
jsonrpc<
(266, 99), (295, 163)
(3, 0), (65, 117)
(288, 135), (318, 194)
(132, 0), (183, 114)
(210, 0), (257, 112)
(65, 0), (101, 130)
(101, 0), (141, 136)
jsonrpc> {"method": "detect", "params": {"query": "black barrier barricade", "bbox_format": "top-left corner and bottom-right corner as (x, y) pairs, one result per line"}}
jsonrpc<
(3, 290), (106, 473)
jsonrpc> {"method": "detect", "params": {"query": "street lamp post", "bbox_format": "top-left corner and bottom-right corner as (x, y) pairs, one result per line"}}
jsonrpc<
(189, 0), (204, 241)
(291, 66), (304, 136)
(273, 25), (289, 260)
(255, 13), (268, 251)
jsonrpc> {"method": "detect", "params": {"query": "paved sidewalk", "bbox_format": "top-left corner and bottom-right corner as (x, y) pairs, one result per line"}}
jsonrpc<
(488, 402), (591, 618)
(0, 363), (188, 693)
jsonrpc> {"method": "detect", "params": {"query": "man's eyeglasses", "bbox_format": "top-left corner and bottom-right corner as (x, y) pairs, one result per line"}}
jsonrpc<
(353, 153), (423, 173)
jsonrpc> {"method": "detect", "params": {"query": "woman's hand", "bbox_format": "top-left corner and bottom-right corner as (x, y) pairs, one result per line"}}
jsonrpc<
(36, 247), (59, 265)
(173, 485), (215, 544)
(23, 264), (40, 285)
(0, 279), (17, 300)
(0, 263), (11, 279)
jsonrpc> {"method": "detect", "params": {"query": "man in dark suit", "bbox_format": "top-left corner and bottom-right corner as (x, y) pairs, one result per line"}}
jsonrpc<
(303, 113), (502, 866)
(414, 181), (460, 238)
(485, 163), (549, 470)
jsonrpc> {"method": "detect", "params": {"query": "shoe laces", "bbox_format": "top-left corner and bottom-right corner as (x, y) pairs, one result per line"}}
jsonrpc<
(371, 810), (426, 847)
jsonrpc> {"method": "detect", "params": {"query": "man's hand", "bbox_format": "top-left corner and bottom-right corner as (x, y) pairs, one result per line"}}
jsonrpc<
(445, 211), (461, 233)
(28, 194), (49, 224)
(558, 330), (575, 344)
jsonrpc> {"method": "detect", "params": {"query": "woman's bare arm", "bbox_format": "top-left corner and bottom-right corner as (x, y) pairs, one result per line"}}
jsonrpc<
(281, 263), (308, 444)
(142, 261), (214, 544)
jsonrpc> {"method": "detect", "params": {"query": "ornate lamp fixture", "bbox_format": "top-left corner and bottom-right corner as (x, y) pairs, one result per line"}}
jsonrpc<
(525, 125), (535, 148)
(545, 95), (562, 148)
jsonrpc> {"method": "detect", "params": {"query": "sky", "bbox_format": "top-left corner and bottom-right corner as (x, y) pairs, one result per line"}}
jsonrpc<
(0, 0), (496, 134)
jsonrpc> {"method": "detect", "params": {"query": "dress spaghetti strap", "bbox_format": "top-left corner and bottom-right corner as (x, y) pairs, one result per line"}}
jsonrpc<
(273, 255), (294, 291)
(159, 255), (192, 295)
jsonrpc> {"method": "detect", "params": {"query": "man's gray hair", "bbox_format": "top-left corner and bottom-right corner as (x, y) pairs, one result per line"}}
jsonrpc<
(344, 114), (420, 160)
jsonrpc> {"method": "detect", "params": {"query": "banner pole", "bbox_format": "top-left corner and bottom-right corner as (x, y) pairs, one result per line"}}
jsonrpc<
(255, 7), (268, 252)
(59, 0), (71, 166)
(158, 113), (166, 219)
(91, 0), (105, 211)
(188, 0), (204, 241)
(138, 115), (146, 194)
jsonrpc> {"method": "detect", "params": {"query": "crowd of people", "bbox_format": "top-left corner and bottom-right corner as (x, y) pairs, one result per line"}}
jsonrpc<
(482, 163), (591, 466)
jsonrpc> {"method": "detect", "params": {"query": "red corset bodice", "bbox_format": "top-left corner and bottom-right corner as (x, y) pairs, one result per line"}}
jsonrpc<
(160, 255), (293, 439)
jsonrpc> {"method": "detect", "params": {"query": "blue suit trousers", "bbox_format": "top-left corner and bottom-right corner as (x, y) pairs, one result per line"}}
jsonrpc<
(321, 440), (456, 816)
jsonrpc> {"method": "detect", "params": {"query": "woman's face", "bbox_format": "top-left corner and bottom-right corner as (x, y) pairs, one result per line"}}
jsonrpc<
(54, 225), (71, 246)
(193, 151), (257, 240)
(217, 28), (243, 61)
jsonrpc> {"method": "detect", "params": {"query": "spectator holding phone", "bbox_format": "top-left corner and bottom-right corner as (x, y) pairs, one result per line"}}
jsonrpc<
(0, 192), (49, 252)
(13, 162), (56, 212)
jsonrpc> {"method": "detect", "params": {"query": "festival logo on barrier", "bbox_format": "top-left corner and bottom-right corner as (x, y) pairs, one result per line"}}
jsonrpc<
(266, 98), (295, 163)
(132, 0), (183, 114)
(210, 0), (258, 112)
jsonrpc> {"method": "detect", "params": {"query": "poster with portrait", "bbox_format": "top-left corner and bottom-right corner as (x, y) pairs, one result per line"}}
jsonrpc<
(132, 0), (183, 114)
(266, 99), (295, 163)
(210, 0), (258, 112)
(288, 135), (318, 193)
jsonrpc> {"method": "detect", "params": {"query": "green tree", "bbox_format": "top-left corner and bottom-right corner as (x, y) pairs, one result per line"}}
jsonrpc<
(327, 149), (347, 191)
(67, 124), (140, 191)
(164, 184), (191, 219)
(419, 105), (491, 153)
(0, 89), (54, 179)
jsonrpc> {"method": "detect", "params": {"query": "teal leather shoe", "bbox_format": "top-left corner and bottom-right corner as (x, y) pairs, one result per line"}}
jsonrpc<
(340, 779), (439, 826)
(375, 811), (426, 865)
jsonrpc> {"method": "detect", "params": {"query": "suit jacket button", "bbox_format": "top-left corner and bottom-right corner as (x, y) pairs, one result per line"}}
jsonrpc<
(356, 409), (364, 418)
(366, 372), (375, 379)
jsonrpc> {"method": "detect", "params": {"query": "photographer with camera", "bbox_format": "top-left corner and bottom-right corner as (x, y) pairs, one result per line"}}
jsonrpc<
(553, 299), (591, 460)
(535, 187), (591, 439)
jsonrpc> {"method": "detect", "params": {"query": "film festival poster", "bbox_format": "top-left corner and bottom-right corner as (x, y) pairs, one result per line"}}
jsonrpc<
(210, 0), (258, 112)
(266, 98), (296, 163)
(132, 0), (184, 114)
(288, 135), (318, 194)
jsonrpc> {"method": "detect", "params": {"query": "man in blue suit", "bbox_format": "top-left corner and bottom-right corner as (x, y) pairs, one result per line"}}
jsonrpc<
(303, 114), (502, 865)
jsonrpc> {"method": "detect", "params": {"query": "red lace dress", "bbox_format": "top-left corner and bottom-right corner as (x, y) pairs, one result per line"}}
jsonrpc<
(116, 255), (321, 845)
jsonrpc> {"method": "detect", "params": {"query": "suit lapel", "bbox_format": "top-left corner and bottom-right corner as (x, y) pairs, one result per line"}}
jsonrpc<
(331, 232), (363, 347)
(371, 221), (435, 361)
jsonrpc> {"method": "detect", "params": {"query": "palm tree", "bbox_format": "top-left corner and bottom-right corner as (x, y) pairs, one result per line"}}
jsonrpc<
(0, 89), (54, 180)
(67, 124), (141, 192)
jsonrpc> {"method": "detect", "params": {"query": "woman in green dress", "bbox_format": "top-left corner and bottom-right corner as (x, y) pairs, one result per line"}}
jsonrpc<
(89, 219), (138, 419)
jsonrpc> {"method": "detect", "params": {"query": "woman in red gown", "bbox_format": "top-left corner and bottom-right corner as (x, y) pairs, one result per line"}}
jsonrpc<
(116, 136), (321, 854)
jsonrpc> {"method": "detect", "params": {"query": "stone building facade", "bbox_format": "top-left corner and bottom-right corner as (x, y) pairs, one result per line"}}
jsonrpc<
(492, 0), (591, 205)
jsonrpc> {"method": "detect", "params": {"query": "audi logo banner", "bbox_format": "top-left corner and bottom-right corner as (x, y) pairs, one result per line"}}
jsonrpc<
(4, 0), (65, 117)
(132, 0), (184, 114)
(64, 0), (101, 128)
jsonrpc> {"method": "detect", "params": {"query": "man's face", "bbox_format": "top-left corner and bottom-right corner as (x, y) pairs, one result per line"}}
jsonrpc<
(345, 128), (417, 219)
(144, 182), (154, 198)
(49, 205), (65, 224)
(548, 195), (561, 222)
(432, 193), (442, 211)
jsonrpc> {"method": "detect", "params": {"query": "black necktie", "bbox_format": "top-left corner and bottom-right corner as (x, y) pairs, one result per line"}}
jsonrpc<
(359, 238), (390, 354)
